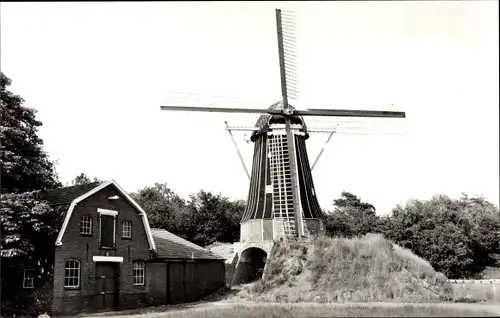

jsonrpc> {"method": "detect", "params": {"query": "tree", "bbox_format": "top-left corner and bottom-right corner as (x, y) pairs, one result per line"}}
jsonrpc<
(219, 198), (245, 243)
(132, 185), (244, 247)
(458, 194), (500, 274)
(1, 191), (59, 313)
(382, 194), (497, 279)
(325, 191), (380, 237)
(131, 183), (186, 232)
(0, 72), (62, 314)
(179, 190), (244, 246)
(71, 173), (102, 186)
(0, 72), (61, 194)
(324, 209), (353, 238)
(333, 191), (376, 213)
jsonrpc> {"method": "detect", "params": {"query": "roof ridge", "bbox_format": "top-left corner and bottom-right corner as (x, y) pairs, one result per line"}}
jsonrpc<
(49, 181), (103, 192)
(152, 230), (224, 260)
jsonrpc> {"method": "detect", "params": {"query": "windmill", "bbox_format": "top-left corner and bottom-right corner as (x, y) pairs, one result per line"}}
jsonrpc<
(160, 9), (406, 241)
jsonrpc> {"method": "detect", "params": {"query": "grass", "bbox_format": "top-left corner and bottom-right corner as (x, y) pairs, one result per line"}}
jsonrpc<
(240, 234), (454, 303)
(97, 303), (499, 317)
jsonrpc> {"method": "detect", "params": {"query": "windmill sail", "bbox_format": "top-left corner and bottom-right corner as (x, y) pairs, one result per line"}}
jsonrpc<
(275, 8), (305, 238)
(280, 10), (300, 102)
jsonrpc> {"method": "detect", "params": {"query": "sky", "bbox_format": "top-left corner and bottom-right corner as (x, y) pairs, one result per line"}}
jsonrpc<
(1, 1), (498, 214)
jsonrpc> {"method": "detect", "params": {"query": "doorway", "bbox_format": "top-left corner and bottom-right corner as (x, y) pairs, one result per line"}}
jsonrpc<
(95, 262), (119, 312)
(234, 247), (267, 284)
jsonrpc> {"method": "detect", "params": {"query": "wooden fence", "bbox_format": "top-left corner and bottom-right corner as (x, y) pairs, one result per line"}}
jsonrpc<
(448, 279), (499, 302)
(448, 279), (500, 284)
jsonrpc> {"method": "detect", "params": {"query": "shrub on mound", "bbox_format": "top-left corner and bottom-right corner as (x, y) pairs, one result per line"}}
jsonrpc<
(241, 234), (453, 303)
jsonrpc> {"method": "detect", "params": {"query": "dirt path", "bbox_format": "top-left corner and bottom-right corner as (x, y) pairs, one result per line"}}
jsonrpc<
(83, 299), (500, 318)
(213, 300), (500, 313)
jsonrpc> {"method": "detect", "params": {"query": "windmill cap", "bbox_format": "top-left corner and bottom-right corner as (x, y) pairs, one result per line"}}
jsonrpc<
(251, 101), (309, 141)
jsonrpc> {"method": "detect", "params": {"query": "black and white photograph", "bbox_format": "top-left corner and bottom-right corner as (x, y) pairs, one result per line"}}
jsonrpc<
(1, 1), (499, 317)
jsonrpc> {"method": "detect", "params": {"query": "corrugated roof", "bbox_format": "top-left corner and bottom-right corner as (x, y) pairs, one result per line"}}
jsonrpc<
(40, 182), (102, 206)
(152, 229), (223, 260)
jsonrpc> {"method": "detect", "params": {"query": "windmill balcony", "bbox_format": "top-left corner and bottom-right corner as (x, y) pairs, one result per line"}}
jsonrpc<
(240, 218), (325, 243)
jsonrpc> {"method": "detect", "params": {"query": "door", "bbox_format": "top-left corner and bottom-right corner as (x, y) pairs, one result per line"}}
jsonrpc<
(185, 262), (197, 302)
(95, 262), (119, 312)
(168, 262), (185, 304)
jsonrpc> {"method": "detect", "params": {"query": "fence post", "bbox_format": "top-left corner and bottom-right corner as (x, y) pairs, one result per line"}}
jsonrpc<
(493, 281), (497, 301)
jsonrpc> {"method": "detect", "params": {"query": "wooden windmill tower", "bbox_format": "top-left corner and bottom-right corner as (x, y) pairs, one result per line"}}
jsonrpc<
(160, 9), (406, 242)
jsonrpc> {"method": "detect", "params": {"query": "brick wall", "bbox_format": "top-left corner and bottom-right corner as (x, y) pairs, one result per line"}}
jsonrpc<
(52, 185), (152, 316)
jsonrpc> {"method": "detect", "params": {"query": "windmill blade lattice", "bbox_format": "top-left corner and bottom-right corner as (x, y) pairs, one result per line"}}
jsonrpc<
(280, 10), (300, 102)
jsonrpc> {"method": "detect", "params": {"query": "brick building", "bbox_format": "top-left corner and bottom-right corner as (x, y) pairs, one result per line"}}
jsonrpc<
(13, 180), (224, 316)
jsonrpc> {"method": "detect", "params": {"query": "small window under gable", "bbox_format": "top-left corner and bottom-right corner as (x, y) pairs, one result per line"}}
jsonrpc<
(122, 220), (132, 238)
(23, 268), (35, 289)
(80, 215), (92, 235)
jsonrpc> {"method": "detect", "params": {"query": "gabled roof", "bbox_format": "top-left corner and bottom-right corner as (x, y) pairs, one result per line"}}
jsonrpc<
(45, 180), (156, 250)
(152, 229), (223, 260)
(41, 182), (102, 206)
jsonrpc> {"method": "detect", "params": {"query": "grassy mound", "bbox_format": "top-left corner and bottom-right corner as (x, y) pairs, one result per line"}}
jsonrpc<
(240, 234), (453, 303)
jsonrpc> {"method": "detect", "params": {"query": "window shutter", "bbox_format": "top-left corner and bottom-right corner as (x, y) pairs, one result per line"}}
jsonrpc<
(100, 215), (115, 248)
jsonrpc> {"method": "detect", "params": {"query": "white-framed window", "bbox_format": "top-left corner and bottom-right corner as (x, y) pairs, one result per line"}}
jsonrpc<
(133, 261), (145, 285)
(23, 268), (35, 289)
(64, 259), (80, 288)
(80, 215), (92, 235)
(122, 220), (132, 238)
